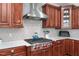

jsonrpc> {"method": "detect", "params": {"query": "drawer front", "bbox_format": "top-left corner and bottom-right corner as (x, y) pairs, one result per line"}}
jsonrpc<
(0, 46), (26, 56)
(0, 48), (12, 56)
(12, 46), (26, 53)
(0, 52), (11, 56)
(31, 50), (42, 56)
(13, 52), (26, 56)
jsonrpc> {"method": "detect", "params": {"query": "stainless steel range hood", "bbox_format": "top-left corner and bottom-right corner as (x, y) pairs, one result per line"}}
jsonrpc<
(23, 3), (48, 20)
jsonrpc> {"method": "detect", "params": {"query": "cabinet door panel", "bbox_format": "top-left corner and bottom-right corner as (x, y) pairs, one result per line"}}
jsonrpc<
(55, 8), (61, 29)
(42, 4), (61, 28)
(0, 3), (10, 27)
(42, 4), (56, 28)
(13, 3), (23, 27)
(49, 7), (55, 27)
(42, 5), (51, 28)
(72, 7), (79, 29)
(64, 39), (74, 56)
(0, 3), (23, 28)
(57, 45), (64, 56)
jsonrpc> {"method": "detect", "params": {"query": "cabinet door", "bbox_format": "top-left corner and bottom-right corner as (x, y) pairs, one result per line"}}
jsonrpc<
(55, 7), (61, 29)
(57, 45), (64, 56)
(72, 7), (78, 29)
(64, 39), (74, 56)
(0, 3), (11, 27)
(11, 3), (23, 28)
(74, 40), (78, 56)
(52, 44), (64, 56)
(0, 3), (23, 28)
(42, 4), (55, 28)
(52, 40), (64, 56)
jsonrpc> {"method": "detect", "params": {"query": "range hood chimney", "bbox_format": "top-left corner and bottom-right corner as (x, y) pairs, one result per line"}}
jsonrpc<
(23, 3), (48, 20)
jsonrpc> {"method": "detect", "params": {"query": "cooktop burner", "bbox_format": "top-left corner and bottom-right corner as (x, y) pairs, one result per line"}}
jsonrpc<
(24, 38), (52, 44)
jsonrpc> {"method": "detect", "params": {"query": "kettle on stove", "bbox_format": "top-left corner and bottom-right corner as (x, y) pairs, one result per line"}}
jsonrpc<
(32, 32), (39, 40)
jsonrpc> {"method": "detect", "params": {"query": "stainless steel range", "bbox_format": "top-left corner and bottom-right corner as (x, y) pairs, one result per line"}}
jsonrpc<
(25, 38), (52, 51)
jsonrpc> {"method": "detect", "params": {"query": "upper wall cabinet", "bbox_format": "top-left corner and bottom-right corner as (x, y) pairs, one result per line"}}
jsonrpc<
(42, 4), (61, 28)
(0, 3), (23, 28)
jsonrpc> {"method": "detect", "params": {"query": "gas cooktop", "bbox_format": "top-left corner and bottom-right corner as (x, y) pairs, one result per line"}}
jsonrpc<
(24, 38), (52, 44)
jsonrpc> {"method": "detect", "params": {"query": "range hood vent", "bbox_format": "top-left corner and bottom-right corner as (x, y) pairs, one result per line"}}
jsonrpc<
(23, 3), (48, 20)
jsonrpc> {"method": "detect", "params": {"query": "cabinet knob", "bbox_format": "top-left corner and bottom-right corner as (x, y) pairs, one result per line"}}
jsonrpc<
(11, 49), (15, 53)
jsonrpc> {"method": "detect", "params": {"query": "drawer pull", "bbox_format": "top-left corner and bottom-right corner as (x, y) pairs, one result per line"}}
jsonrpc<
(11, 49), (14, 53)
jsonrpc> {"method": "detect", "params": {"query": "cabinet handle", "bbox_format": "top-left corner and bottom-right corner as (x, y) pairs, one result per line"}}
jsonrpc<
(11, 49), (15, 53)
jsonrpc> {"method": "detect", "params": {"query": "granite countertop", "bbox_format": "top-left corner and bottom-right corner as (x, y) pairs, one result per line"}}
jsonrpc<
(0, 37), (79, 49)
(47, 37), (79, 41)
(0, 40), (31, 49)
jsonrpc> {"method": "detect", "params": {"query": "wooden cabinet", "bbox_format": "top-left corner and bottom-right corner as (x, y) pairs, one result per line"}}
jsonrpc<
(0, 3), (23, 28)
(27, 39), (79, 56)
(64, 39), (74, 56)
(42, 4), (61, 28)
(11, 3), (23, 28)
(52, 39), (76, 56)
(1, 39), (79, 56)
(52, 40), (64, 56)
(42, 4), (79, 29)
(0, 46), (27, 56)
(72, 6), (79, 29)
